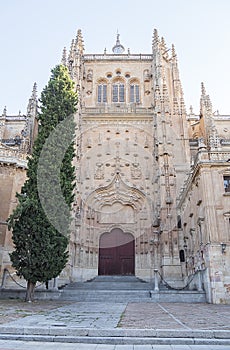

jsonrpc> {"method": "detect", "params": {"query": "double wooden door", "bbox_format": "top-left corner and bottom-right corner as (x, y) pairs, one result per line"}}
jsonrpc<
(98, 228), (135, 275)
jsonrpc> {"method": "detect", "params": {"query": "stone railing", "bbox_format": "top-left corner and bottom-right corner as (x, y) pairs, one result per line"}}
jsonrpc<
(82, 105), (154, 115)
(83, 54), (153, 61)
(194, 150), (230, 163)
(0, 147), (28, 168)
(221, 139), (230, 146)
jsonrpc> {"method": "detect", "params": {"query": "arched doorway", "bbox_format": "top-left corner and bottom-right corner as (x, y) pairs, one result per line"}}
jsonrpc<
(98, 228), (135, 275)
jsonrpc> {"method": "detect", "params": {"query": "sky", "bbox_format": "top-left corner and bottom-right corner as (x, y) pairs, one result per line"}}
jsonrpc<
(0, 0), (230, 115)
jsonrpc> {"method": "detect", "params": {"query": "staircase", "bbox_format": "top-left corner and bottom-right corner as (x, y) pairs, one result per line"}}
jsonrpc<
(60, 275), (206, 303)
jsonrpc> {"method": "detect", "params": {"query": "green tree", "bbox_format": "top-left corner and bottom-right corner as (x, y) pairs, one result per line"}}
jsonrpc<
(7, 65), (77, 301)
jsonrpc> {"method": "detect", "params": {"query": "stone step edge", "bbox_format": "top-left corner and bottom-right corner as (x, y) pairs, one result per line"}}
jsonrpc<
(0, 327), (229, 339)
(0, 334), (229, 345)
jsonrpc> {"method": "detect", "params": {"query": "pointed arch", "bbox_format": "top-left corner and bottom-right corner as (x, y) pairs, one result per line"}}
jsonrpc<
(129, 78), (140, 103)
(97, 78), (108, 103)
(112, 77), (125, 103)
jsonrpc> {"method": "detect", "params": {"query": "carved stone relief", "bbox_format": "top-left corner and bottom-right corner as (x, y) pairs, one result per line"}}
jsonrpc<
(100, 202), (135, 223)
(131, 162), (142, 179)
(94, 162), (104, 179)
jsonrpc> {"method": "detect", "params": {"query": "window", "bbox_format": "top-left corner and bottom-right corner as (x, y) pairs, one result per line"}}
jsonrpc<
(177, 215), (182, 229)
(224, 176), (230, 192)
(179, 249), (185, 263)
(98, 84), (107, 103)
(130, 84), (140, 103)
(112, 83), (125, 103)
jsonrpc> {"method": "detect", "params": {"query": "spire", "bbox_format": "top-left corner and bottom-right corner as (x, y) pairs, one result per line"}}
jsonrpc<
(27, 83), (37, 117)
(2, 106), (7, 117)
(24, 83), (38, 152)
(61, 47), (67, 66)
(0, 106), (6, 140)
(199, 82), (219, 150)
(171, 44), (177, 61)
(201, 82), (206, 97)
(200, 82), (212, 114)
(112, 32), (125, 53)
(152, 28), (159, 46)
(32, 82), (37, 99)
(75, 29), (84, 55)
(68, 39), (75, 63)
(161, 37), (166, 50)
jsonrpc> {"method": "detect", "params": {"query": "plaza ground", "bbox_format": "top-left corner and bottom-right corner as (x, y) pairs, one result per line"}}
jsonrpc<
(0, 299), (230, 348)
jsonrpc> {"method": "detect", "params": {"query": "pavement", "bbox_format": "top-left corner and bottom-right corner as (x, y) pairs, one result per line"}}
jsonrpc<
(0, 300), (230, 349)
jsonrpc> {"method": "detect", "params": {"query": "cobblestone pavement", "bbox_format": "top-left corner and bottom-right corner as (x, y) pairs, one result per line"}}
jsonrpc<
(0, 340), (229, 349)
(119, 303), (230, 330)
(0, 300), (71, 325)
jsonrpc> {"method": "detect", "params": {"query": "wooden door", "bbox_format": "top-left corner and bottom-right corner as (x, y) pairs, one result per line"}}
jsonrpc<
(98, 228), (135, 275)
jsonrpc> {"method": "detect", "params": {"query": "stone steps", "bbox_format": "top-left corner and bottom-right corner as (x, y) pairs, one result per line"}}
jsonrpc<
(60, 289), (151, 302)
(60, 275), (206, 303)
(64, 275), (150, 290)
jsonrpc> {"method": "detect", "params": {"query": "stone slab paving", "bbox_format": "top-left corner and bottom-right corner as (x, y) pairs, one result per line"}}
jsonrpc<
(0, 300), (230, 347)
(0, 302), (126, 329)
(1, 301), (230, 331)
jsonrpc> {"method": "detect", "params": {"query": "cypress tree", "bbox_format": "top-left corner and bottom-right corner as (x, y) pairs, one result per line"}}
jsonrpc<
(7, 65), (77, 301)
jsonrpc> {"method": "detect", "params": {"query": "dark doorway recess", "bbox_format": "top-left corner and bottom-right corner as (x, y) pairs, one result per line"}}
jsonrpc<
(99, 228), (135, 275)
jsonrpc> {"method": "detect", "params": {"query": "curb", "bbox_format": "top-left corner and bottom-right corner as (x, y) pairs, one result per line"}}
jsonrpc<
(0, 327), (230, 345)
(0, 334), (230, 345)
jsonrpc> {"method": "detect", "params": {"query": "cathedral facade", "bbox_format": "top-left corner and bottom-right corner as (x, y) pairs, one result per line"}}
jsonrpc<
(0, 29), (229, 304)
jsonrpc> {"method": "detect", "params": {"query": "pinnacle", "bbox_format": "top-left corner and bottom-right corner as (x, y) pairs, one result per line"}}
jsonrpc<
(172, 44), (177, 59)
(152, 28), (159, 46)
(75, 28), (84, 53)
(201, 82), (206, 96)
(2, 106), (7, 117)
(61, 47), (67, 66)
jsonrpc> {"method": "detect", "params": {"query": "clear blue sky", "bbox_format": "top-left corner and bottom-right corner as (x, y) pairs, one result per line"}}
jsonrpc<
(1, 0), (230, 115)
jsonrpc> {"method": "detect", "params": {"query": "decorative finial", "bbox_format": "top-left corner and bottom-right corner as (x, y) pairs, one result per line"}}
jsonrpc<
(61, 47), (67, 66)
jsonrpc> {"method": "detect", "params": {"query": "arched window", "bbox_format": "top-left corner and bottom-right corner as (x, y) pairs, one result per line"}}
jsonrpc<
(112, 83), (125, 103)
(98, 84), (107, 103)
(130, 84), (140, 103)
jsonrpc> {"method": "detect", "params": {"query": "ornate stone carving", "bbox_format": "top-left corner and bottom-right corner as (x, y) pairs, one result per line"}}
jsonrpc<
(131, 162), (142, 179)
(94, 162), (104, 179)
